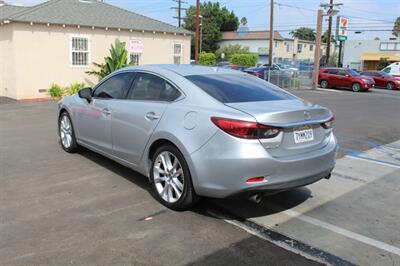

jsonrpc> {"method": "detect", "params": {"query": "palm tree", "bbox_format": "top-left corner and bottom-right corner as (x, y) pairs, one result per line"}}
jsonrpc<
(86, 39), (135, 80)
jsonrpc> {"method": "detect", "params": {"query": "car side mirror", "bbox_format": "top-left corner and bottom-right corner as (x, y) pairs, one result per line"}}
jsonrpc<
(78, 87), (92, 103)
(345, 74), (351, 77)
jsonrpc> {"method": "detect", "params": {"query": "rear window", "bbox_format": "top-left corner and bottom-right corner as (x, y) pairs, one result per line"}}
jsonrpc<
(186, 74), (295, 103)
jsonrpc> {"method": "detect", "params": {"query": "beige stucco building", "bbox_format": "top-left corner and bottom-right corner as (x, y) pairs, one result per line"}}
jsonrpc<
(219, 31), (335, 65)
(0, 0), (191, 100)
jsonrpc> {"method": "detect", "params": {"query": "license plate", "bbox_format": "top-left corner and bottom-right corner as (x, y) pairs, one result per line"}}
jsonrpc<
(294, 126), (314, 144)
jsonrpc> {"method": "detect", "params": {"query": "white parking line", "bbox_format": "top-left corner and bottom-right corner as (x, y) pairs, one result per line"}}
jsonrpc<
(282, 209), (400, 257)
(345, 155), (400, 169)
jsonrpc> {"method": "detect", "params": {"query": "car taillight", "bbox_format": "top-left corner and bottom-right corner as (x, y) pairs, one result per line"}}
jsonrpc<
(211, 117), (281, 139)
(321, 116), (335, 129)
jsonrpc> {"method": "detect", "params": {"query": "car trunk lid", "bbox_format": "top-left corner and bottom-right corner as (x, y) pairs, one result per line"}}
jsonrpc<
(225, 100), (333, 157)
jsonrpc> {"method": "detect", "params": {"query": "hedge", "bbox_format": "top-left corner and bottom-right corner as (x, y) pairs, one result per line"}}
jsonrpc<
(199, 52), (216, 66)
(230, 54), (258, 67)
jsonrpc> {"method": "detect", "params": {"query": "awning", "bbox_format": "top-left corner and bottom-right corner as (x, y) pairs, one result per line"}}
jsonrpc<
(361, 52), (400, 61)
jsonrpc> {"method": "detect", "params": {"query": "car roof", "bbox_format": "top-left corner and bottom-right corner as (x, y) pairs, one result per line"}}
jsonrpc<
(118, 64), (241, 77)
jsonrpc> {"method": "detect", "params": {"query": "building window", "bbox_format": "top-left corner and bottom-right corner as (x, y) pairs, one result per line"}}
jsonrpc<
(286, 44), (291, 53)
(174, 43), (183, 64)
(274, 41), (278, 48)
(309, 44), (314, 51)
(70, 36), (89, 67)
(130, 53), (141, 65)
(380, 42), (399, 51)
(297, 44), (302, 53)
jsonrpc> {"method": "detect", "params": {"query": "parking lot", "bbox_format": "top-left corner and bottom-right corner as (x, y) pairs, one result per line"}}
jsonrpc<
(1, 87), (400, 265)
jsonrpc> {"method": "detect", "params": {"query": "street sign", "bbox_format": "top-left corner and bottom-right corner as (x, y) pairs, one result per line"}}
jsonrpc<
(337, 16), (348, 41)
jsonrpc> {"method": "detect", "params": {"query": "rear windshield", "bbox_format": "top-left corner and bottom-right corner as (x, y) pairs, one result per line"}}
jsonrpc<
(186, 74), (295, 103)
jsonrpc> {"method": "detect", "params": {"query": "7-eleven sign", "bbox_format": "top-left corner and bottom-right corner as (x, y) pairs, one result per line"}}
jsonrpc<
(337, 16), (348, 41)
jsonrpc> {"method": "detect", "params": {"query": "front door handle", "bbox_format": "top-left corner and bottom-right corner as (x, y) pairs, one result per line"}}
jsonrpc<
(102, 108), (111, 116)
(145, 112), (160, 121)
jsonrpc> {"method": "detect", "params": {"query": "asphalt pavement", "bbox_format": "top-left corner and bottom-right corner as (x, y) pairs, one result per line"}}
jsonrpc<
(1, 87), (399, 265)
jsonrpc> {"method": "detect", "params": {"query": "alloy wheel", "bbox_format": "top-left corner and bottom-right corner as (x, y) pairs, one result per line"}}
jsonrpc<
(60, 115), (73, 148)
(153, 151), (185, 203)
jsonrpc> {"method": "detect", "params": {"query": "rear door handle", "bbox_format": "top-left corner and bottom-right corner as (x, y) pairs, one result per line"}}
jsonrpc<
(102, 108), (111, 115)
(145, 112), (160, 121)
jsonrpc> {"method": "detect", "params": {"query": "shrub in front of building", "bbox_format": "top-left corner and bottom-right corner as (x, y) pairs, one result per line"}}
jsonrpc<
(230, 54), (258, 67)
(199, 52), (216, 66)
(48, 84), (64, 98)
(66, 82), (86, 96)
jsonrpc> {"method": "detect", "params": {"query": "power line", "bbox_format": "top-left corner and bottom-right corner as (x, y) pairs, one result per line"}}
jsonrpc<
(171, 0), (187, 27)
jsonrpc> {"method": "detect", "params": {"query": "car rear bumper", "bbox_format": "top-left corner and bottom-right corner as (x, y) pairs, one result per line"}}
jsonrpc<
(187, 130), (337, 198)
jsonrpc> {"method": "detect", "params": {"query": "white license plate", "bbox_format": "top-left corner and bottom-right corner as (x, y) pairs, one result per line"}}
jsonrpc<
(294, 127), (314, 143)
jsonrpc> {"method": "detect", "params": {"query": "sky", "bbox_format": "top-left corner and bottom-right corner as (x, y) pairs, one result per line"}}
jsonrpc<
(4, 0), (400, 41)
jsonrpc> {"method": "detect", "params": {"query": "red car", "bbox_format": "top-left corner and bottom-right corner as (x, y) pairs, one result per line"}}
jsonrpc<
(318, 68), (375, 92)
(360, 71), (400, 90)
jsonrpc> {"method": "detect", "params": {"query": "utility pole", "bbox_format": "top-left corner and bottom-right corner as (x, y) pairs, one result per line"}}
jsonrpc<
(313, 9), (323, 90)
(195, 0), (200, 63)
(268, 0), (274, 67)
(325, 0), (333, 65)
(199, 15), (203, 53)
(172, 0), (187, 28)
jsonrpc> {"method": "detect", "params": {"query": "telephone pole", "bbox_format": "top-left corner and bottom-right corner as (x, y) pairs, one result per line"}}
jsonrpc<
(268, 0), (274, 67)
(325, 0), (333, 65)
(195, 0), (200, 63)
(172, 0), (187, 28)
(313, 10), (323, 90)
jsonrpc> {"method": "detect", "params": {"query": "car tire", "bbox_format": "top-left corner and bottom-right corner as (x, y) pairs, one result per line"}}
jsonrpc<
(58, 111), (80, 153)
(352, 82), (362, 92)
(150, 144), (198, 211)
(387, 82), (395, 90)
(320, 80), (329, 89)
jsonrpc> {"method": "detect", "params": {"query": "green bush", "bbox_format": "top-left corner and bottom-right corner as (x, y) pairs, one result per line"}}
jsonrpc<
(199, 52), (216, 66)
(230, 54), (258, 67)
(66, 82), (86, 96)
(48, 83), (64, 98)
(215, 44), (250, 61)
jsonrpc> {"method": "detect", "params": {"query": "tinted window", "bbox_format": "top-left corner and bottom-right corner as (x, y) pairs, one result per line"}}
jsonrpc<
(338, 69), (347, 76)
(347, 69), (360, 76)
(383, 67), (391, 73)
(93, 73), (134, 99)
(324, 69), (338, 75)
(361, 72), (372, 76)
(186, 74), (295, 103)
(128, 73), (181, 102)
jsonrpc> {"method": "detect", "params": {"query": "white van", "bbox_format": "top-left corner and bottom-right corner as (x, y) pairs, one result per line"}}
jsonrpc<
(382, 62), (400, 77)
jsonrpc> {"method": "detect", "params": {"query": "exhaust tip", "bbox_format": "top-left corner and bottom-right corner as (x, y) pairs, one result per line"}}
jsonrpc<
(249, 194), (262, 204)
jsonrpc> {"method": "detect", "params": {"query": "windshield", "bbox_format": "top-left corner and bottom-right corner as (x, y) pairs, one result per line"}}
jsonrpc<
(380, 71), (392, 77)
(347, 69), (360, 76)
(186, 74), (295, 103)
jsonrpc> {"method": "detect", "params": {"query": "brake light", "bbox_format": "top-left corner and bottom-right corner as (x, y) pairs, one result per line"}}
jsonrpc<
(211, 117), (281, 139)
(246, 176), (265, 183)
(321, 116), (335, 129)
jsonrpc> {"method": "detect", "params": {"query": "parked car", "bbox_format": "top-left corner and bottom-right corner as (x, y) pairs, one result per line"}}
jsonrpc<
(318, 68), (375, 92)
(57, 65), (337, 210)
(360, 71), (400, 90)
(263, 63), (298, 77)
(243, 66), (266, 79)
(381, 62), (400, 77)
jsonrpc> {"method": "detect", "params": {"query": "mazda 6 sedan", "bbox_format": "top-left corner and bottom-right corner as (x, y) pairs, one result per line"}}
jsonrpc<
(57, 65), (337, 210)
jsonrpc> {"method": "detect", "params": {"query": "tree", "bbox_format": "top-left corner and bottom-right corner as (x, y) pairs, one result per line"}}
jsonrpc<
(215, 44), (250, 61)
(290, 27), (316, 41)
(86, 39), (134, 80)
(240, 17), (248, 26)
(377, 57), (390, 70)
(393, 16), (400, 37)
(321, 31), (335, 43)
(183, 2), (239, 57)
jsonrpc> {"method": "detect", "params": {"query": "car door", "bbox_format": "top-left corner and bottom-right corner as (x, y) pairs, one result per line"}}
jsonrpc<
(338, 69), (352, 88)
(110, 72), (182, 165)
(76, 72), (134, 154)
(326, 69), (339, 87)
(374, 72), (386, 87)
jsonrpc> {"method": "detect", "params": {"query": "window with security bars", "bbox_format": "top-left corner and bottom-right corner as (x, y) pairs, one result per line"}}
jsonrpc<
(71, 37), (89, 66)
(173, 43), (182, 64)
(130, 53), (141, 65)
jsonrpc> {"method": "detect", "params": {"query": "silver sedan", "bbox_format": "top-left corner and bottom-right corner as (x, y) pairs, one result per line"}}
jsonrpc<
(57, 65), (337, 210)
